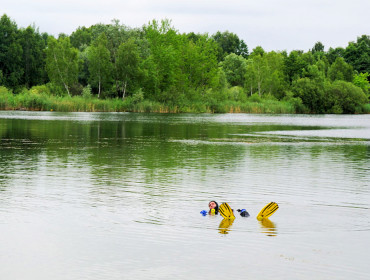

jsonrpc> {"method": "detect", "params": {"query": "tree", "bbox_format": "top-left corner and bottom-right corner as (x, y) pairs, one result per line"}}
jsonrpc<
(186, 32), (202, 43)
(327, 57), (353, 82)
(353, 72), (370, 95)
(327, 47), (345, 64)
(263, 51), (287, 99)
(220, 53), (247, 87)
(245, 47), (267, 96)
(344, 35), (370, 73)
(245, 54), (266, 96)
(175, 33), (219, 94)
(87, 33), (112, 98)
(70, 26), (92, 50)
(250, 46), (265, 57)
(0, 14), (23, 89)
(19, 25), (47, 87)
(311, 41), (324, 53)
(302, 64), (325, 83)
(284, 50), (308, 83)
(78, 47), (89, 87)
(245, 51), (286, 98)
(212, 31), (248, 60)
(237, 40), (249, 58)
(142, 19), (182, 99)
(116, 38), (142, 99)
(90, 20), (134, 96)
(184, 34), (219, 90)
(301, 57), (328, 84)
(45, 36), (79, 96)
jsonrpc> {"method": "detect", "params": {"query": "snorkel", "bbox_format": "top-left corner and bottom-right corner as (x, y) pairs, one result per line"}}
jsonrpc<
(200, 201), (219, 216)
(209, 201), (219, 214)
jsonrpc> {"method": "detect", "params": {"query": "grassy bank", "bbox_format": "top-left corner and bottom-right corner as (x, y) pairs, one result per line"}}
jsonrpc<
(1, 86), (369, 114)
(0, 87), (295, 114)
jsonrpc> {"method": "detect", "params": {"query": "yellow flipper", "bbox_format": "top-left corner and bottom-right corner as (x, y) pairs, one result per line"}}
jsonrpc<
(219, 202), (235, 220)
(256, 202), (279, 220)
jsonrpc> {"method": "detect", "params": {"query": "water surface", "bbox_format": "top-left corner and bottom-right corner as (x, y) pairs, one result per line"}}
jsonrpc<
(1, 112), (369, 279)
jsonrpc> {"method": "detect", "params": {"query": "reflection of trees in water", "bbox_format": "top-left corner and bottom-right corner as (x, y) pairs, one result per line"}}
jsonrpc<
(0, 120), (45, 188)
(1, 116), (369, 190)
(0, 117), (247, 186)
(245, 143), (369, 182)
(84, 121), (247, 188)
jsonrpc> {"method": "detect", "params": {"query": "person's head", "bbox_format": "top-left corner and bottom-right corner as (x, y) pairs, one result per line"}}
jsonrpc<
(208, 201), (218, 213)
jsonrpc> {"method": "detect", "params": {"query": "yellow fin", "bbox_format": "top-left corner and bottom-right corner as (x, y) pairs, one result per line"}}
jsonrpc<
(256, 202), (279, 220)
(219, 202), (235, 220)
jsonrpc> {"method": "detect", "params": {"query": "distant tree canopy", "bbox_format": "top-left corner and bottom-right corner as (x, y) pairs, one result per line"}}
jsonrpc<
(0, 14), (369, 114)
(212, 31), (249, 60)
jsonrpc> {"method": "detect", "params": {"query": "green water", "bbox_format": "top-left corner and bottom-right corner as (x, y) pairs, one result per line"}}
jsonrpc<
(1, 111), (369, 279)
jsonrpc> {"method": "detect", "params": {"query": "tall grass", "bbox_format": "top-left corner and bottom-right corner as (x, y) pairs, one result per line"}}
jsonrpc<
(0, 88), (127, 112)
(4, 86), (366, 114)
(0, 88), (306, 114)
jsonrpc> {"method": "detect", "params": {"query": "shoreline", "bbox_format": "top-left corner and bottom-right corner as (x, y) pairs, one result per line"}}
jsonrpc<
(1, 88), (369, 114)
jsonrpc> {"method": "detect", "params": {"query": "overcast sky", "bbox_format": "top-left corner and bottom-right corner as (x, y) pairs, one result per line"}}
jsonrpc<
(2, 0), (369, 52)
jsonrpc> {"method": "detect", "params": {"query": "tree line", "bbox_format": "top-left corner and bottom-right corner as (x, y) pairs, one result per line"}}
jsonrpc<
(0, 14), (369, 113)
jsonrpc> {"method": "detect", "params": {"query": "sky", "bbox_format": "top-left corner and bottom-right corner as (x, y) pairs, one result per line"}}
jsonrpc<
(2, 0), (369, 52)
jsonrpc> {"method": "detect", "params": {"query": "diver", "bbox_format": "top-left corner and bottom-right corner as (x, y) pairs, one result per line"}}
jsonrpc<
(208, 201), (250, 217)
(208, 201), (219, 214)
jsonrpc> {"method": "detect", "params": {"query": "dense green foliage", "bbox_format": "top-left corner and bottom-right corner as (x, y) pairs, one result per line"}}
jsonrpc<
(0, 14), (369, 113)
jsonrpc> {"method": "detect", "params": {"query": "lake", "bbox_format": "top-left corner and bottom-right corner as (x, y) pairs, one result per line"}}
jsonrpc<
(0, 111), (369, 280)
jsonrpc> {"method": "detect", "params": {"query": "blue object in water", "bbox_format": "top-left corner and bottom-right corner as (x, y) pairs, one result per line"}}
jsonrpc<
(200, 210), (207, 216)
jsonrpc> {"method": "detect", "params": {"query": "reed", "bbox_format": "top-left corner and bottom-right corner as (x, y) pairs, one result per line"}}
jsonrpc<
(3, 87), (364, 114)
(0, 90), (298, 113)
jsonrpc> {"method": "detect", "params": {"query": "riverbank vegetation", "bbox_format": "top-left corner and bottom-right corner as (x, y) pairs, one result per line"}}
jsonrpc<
(0, 14), (369, 113)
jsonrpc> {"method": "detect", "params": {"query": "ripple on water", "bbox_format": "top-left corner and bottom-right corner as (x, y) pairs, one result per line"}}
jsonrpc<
(1, 112), (370, 280)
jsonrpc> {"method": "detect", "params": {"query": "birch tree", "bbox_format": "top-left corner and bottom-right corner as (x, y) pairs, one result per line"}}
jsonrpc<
(245, 54), (267, 96)
(116, 38), (142, 99)
(87, 33), (112, 98)
(45, 36), (78, 96)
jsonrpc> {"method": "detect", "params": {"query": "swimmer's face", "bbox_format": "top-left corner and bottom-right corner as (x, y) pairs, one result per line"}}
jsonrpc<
(209, 201), (217, 210)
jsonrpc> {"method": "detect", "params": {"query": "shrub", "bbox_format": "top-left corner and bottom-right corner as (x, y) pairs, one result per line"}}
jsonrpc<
(291, 78), (326, 113)
(325, 80), (368, 114)
(82, 85), (92, 99)
(16, 91), (51, 110)
(0, 86), (11, 94)
(362, 103), (370, 113)
(132, 88), (144, 104)
(249, 93), (262, 103)
(0, 87), (14, 109)
(228, 86), (247, 102)
(30, 85), (51, 95)
(283, 91), (308, 113)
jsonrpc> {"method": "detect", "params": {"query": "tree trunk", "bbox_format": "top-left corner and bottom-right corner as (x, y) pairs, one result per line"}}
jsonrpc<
(258, 80), (261, 96)
(122, 81), (127, 100)
(53, 52), (70, 96)
(98, 79), (101, 99)
(63, 83), (70, 96)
